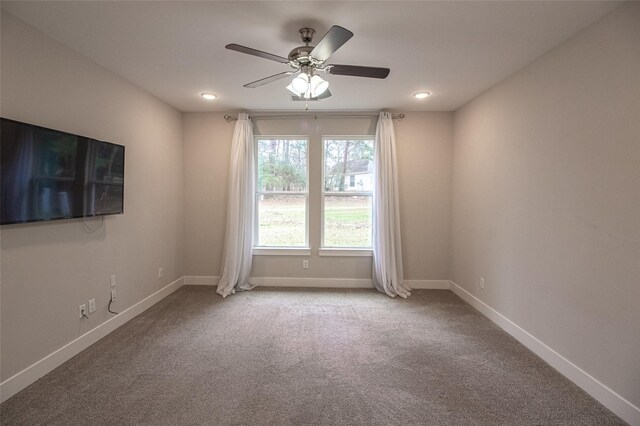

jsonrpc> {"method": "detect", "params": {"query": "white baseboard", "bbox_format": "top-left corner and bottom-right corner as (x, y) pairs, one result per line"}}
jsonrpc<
(449, 281), (640, 426)
(405, 279), (450, 289)
(0, 277), (184, 403)
(184, 275), (220, 286)
(184, 276), (449, 290)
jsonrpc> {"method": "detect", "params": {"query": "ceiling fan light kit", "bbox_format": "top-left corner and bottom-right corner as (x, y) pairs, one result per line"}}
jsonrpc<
(286, 69), (330, 99)
(226, 25), (390, 102)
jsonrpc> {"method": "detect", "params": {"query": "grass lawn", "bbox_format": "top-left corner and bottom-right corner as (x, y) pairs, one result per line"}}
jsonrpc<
(258, 196), (371, 247)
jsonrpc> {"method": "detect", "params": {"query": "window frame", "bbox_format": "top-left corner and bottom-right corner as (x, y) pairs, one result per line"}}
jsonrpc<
(253, 135), (310, 250)
(321, 135), (375, 249)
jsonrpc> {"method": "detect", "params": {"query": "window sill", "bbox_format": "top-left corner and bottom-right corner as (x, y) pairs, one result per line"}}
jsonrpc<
(318, 248), (373, 257)
(253, 247), (311, 256)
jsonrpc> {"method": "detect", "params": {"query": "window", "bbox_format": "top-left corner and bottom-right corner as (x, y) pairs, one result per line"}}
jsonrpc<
(322, 137), (374, 248)
(255, 137), (308, 247)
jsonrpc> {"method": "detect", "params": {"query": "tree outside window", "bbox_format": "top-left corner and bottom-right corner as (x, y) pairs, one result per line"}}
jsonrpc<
(255, 137), (308, 247)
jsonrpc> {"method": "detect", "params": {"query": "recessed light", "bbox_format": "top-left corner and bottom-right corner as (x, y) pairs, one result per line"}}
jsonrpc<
(201, 92), (218, 100)
(413, 91), (431, 99)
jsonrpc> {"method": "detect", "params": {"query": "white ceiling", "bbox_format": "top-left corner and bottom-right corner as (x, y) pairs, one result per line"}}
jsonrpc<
(2, 1), (621, 112)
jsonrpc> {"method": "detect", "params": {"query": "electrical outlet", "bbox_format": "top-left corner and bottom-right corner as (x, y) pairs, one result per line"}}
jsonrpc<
(302, 259), (309, 269)
(110, 274), (117, 287)
(88, 298), (96, 314)
(110, 289), (117, 301)
(158, 267), (164, 278)
(79, 304), (87, 319)
(480, 277), (485, 289)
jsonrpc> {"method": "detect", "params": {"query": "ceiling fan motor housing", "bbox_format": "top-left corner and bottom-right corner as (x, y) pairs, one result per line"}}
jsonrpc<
(288, 28), (322, 66)
(288, 45), (315, 65)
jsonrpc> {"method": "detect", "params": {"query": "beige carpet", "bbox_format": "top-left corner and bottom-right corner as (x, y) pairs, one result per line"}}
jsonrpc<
(1, 286), (625, 425)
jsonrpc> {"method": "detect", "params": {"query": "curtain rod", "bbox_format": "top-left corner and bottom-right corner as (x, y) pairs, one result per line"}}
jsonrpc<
(223, 113), (405, 122)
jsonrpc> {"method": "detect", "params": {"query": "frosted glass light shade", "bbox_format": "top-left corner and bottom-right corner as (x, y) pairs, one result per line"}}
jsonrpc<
(291, 74), (309, 93)
(310, 75), (329, 97)
(286, 82), (299, 95)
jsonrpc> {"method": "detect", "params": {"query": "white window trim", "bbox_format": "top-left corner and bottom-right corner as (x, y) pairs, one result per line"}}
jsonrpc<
(253, 247), (311, 256)
(254, 136), (309, 249)
(324, 191), (372, 197)
(318, 248), (372, 257)
(321, 136), (375, 249)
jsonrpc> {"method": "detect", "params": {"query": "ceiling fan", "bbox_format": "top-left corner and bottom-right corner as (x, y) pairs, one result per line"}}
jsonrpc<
(226, 26), (390, 101)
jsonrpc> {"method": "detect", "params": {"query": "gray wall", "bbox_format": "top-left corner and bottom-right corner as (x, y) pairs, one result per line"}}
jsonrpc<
(451, 2), (640, 408)
(183, 112), (453, 281)
(0, 13), (185, 380)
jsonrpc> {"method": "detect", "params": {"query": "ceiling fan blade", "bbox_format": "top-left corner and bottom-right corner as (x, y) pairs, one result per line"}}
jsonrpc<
(310, 26), (353, 62)
(244, 71), (294, 88)
(226, 44), (289, 64)
(290, 89), (332, 101)
(325, 64), (390, 79)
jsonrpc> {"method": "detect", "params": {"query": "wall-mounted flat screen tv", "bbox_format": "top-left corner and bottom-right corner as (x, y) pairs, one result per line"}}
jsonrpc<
(1, 118), (125, 225)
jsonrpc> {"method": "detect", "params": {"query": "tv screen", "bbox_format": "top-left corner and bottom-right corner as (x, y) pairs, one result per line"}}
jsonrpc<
(1, 118), (124, 225)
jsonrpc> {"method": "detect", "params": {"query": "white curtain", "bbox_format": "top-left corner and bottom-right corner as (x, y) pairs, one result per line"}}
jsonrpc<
(372, 112), (411, 298)
(217, 113), (256, 297)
